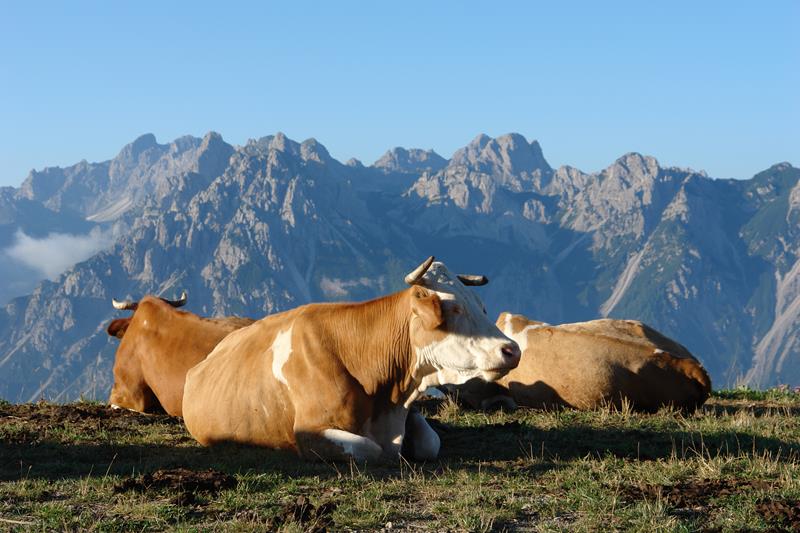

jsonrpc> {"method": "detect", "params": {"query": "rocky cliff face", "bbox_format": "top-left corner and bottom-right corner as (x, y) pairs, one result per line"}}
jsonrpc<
(0, 132), (797, 401)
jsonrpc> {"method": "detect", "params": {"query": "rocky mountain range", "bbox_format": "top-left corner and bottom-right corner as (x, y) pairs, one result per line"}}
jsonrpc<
(0, 132), (797, 402)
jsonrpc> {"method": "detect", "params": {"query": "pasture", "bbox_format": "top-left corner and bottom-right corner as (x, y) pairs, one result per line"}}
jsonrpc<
(1, 390), (799, 531)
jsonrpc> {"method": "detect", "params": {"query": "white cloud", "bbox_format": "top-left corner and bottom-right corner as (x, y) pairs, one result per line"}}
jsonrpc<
(319, 276), (376, 298)
(6, 228), (115, 280)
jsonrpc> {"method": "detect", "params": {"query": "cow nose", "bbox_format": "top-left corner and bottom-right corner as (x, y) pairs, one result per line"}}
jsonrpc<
(500, 342), (521, 367)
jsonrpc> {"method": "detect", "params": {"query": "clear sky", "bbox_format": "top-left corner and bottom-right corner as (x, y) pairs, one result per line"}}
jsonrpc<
(1, 1), (797, 186)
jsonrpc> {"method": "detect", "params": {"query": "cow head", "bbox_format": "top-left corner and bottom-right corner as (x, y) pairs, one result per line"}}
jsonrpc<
(405, 257), (520, 386)
(106, 291), (188, 340)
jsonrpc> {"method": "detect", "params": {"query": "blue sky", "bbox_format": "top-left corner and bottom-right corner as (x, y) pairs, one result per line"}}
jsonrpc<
(1, 1), (797, 186)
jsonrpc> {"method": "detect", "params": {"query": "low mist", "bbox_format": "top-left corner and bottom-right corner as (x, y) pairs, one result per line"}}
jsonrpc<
(5, 228), (115, 280)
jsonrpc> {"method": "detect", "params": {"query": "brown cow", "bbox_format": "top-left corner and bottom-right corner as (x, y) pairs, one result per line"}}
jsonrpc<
(452, 312), (711, 413)
(107, 292), (254, 416)
(182, 257), (521, 462)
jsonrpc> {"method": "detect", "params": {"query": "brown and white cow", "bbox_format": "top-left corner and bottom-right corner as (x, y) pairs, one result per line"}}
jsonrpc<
(107, 292), (254, 416)
(452, 312), (711, 413)
(182, 257), (521, 462)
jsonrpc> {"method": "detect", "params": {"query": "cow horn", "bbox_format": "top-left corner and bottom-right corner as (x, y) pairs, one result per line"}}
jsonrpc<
(112, 298), (138, 311)
(161, 290), (187, 308)
(457, 274), (489, 286)
(404, 256), (435, 285)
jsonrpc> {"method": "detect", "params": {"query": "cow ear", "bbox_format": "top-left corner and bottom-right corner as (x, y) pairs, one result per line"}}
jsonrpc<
(107, 318), (131, 339)
(411, 289), (443, 330)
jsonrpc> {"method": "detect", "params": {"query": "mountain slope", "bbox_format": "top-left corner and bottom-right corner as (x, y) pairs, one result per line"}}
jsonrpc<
(0, 133), (797, 401)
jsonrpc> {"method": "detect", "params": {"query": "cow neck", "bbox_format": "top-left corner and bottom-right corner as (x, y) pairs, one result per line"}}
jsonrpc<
(329, 288), (417, 407)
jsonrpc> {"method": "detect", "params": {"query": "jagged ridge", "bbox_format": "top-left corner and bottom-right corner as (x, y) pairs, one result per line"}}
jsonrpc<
(0, 133), (797, 402)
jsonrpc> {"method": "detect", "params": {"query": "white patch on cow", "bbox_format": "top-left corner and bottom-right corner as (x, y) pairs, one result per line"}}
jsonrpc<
(416, 332), (512, 384)
(653, 349), (665, 355)
(501, 313), (548, 354)
(271, 326), (293, 386)
(322, 429), (383, 461)
(363, 405), (408, 457)
(405, 411), (440, 460)
(502, 313), (515, 337)
(110, 404), (123, 410)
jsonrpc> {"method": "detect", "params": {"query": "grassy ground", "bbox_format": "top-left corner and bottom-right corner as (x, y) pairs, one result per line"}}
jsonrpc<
(1, 389), (799, 532)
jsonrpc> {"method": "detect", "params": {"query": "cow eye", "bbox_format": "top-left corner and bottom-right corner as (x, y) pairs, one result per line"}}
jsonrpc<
(482, 306), (487, 315)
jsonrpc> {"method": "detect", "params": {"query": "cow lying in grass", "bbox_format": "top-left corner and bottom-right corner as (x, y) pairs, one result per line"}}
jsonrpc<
(182, 257), (521, 462)
(451, 312), (711, 413)
(106, 292), (254, 416)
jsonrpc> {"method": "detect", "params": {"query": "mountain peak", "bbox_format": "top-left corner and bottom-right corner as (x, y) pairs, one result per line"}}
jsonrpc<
(115, 133), (161, 160)
(495, 132), (529, 148)
(769, 162), (795, 172)
(451, 132), (551, 176)
(300, 138), (332, 163)
(109, 133), (166, 180)
(269, 132), (298, 154)
(128, 133), (159, 155)
(373, 147), (447, 174)
(196, 132), (234, 178)
(609, 152), (660, 180)
(202, 131), (224, 143)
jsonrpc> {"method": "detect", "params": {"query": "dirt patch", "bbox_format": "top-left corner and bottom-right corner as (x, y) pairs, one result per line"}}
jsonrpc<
(114, 468), (237, 506)
(268, 494), (337, 532)
(620, 478), (774, 513)
(755, 498), (800, 530)
(1, 402), (179, 425)
(0, 402), (180, 445)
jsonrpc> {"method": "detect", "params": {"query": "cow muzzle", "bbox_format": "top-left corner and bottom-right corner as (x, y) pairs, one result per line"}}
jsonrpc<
(479, 341), (521, 381)
(499, 341), (521, 368)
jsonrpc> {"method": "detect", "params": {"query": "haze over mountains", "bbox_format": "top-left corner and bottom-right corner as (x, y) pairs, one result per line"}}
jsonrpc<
(0, 132), (798, 402)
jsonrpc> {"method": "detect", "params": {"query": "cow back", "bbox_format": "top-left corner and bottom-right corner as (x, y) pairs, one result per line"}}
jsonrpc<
(110, 297), (254, 416)
(497, 316), (711, 412)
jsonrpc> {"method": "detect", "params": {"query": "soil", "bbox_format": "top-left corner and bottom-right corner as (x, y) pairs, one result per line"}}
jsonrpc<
(268, 494), (337, 532)
(619, 478), (798, 528)
(114, 468), (236, 506)
(0, 402), (180, 445)
(754, 498), (800, 530)
(620, 478), (774, 509)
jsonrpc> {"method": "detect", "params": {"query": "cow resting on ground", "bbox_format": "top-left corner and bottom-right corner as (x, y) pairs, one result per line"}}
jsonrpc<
(452, 312), (711, 413)
(107, 292), (254, 416)
(182, 257), (521, 462)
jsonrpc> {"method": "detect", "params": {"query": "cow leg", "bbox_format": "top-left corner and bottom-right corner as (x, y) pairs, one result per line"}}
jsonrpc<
(108, 381), (160, 413)
(294, 427), (383, 462)
(402, 410), (440, 461)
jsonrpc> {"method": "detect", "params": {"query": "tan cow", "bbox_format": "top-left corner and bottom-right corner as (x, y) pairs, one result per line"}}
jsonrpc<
(107, 292), (254, 416)
(453, 312), (711, 413)
(182, 257), (521, 462)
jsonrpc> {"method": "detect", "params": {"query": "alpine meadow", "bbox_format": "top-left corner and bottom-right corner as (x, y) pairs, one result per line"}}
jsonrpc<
(2, 2), (799, 530)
